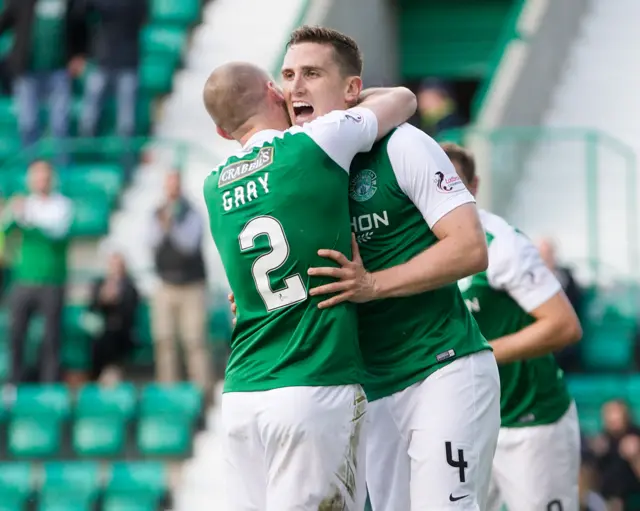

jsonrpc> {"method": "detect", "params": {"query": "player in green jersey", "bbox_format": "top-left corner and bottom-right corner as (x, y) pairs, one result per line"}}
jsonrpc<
(202, 61), (416, 510)
(281, 26), (501, 511)
(443, 143), (582, 511)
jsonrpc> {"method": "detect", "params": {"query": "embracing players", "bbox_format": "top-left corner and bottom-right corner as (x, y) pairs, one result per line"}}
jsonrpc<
(202, 61), (416, 509)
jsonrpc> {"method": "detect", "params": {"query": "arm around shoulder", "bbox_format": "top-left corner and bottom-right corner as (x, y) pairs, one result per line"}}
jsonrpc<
(358, 87), (417, 140)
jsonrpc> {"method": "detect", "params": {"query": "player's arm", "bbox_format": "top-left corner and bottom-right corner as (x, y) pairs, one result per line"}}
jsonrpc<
(357, 87), (417, 140)
(301, 87), (416, 173)
(488, 234), (582, 364)
(309, 127), (486, 307)
(372, 128), (488, 297)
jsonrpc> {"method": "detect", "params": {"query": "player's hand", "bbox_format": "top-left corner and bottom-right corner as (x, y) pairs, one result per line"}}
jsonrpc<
(228, 292), (237, 327)
(307, 234), (378, 309)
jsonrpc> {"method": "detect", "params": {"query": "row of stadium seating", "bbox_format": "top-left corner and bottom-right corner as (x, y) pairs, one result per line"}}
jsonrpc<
(0, 0), (205, 246)
(0, 383), (203, 460)
(0, 300), (232, 376)
(0, 460), (170, 511)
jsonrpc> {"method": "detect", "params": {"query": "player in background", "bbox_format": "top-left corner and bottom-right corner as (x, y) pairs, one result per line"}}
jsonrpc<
(202, 61), (416, 511)
(283, 26), (500, 510)
(442, 143), (582, 511)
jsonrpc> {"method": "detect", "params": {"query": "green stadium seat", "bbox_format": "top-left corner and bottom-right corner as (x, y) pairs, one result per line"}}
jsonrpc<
(627, 376), (640, 405)
(8, 385), (70, 459)
(0, 97), (16, 131)
(209, 305), (232, 345)
(102, 494), (159, 511)
(70, 193), (111, 237)
(38, 462), (100, 511)
(72, 383), (137, 457)
(141, 25), (187, 61)
(76, 383), (137, 419)
(11, 384), (70, 418)
(0, 462), (33, 510)
(150, 0), (200, 25)
(140, 55), (175, 95)
(566, 375), (625, 407)
(59, 164), (125, 203)
(140, 382), (203, 421)
(104, 462), (166, 510)
(0, 137), (21, 166)
(581, 324), (634, 371)
(8, 417), (63, 458)
(137, 415), (192, 457)
(73, 416), (126, 457)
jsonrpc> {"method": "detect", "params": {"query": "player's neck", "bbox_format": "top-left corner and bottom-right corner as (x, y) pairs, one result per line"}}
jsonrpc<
(237, 113), (290, 146)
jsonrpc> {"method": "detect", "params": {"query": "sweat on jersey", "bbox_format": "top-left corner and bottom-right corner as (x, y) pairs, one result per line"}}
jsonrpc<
(349, 124), (491, 402)
(458, 209), (572, 428)
(203, 107), (379, 393)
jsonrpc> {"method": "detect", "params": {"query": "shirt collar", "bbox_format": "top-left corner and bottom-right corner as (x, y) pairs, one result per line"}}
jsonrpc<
(242, 129), (284, 151)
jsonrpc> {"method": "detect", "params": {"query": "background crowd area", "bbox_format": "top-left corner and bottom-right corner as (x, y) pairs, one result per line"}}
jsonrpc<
(0, 0), (634, 510)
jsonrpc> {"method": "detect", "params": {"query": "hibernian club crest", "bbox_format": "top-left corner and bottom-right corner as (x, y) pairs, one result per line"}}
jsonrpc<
(350, 169), (378, 202)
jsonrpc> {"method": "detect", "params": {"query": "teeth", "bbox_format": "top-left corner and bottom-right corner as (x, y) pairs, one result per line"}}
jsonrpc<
(293, 101), (312, 108)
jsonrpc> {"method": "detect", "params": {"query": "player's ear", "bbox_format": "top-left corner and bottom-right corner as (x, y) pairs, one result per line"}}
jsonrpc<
(216, 125), (234, 141)
(344, 75), (363, 107)
(267, 81), (285, 104)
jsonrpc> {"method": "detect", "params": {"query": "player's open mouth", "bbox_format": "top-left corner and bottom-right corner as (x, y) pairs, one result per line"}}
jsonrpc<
(292, 101), (314, 124)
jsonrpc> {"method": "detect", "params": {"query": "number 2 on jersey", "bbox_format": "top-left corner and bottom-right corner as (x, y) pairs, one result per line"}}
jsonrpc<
(239, 216), (307, 312)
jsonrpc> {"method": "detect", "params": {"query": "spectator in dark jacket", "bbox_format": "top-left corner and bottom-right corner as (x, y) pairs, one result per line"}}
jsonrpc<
(538, 237), (585, 372)
(0, 0), (88, 160)
(85, 251), (139, 382)
(79, 0), (146, 141)
(591, 400), (640, 510)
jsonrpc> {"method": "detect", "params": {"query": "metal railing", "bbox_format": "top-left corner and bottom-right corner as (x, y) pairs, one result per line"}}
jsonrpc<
(438, 126), (639, 283)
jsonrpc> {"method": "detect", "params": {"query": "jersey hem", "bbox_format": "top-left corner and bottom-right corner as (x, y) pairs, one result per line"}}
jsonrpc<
(223, 377), (364, 393)
(500, 397), (573, 429)
(364, 346), (493, 402)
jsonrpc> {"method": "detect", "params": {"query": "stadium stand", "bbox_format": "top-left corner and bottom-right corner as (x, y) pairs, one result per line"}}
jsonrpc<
(0, 0), (636, 508)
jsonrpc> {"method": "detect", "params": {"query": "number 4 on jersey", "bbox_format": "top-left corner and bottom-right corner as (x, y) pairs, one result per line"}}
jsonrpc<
(239, 215), (308, 312)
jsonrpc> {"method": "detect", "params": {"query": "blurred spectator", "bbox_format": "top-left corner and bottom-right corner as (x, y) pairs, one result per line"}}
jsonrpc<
(0, 160), (73, 384)
(591, 400), (640, 510)
(84, 251), (139, 384)
(0, 0), (88, 159)
(538, 237), (585, 372)
(78, 0), (146, 143)
(149, 171), (209, 390)
(416, 78), (465, 137)
(580, 438), (609, 511)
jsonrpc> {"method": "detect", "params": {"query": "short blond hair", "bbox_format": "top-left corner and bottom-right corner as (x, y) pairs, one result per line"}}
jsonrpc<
(203, 62), (271, 134)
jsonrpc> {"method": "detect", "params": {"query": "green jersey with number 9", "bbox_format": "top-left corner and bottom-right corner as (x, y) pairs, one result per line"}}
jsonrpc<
(204, 108), (379, 393)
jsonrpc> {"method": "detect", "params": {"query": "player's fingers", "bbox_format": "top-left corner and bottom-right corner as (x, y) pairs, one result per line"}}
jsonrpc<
(307, 266), (349, 279)
(317, 291), (352, 309)
(230, 302), (237, 315)
(317, 249), (351, 266)
(228, 292), (235, 304)
(351, 233), (363, 264)
(309, 281), (353, 297)
(232, 317), (237, 327)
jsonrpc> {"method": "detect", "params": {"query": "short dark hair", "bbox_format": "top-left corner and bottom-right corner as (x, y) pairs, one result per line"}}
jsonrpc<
(441, 142), (476, 184)
(287, 25), (363, 77)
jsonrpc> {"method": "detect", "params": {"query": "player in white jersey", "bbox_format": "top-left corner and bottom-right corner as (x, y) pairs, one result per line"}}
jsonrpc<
(280, 27), (500, 511)
(443, 143), (582, 511)
(202, 62), (416, 511)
